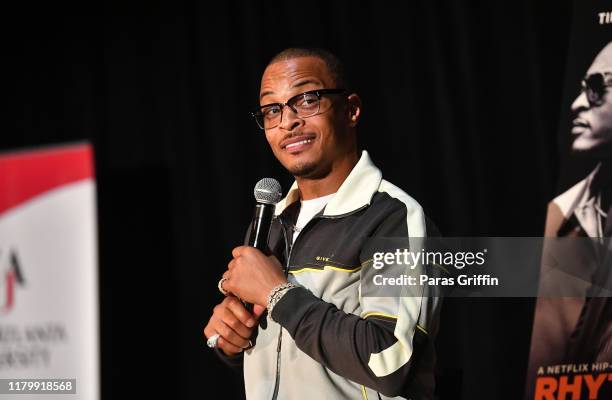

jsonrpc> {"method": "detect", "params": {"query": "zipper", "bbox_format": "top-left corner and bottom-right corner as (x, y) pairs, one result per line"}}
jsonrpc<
(270, 215), (291, 400)
(269, 204), (368, 400)
(271, 212), (314, 400)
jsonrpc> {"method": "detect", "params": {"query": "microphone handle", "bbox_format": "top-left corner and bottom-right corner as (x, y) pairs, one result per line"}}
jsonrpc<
(244, 202), (275, 314)
(248, 203), (274, 254)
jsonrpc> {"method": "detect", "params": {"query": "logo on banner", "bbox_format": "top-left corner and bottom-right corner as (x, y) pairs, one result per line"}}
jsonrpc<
(0, 248), (25, 313)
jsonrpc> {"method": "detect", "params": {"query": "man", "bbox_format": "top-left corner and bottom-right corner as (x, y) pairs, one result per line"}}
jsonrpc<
(203, 48), (440, 399)
(546, 41), (612, 240)
(526, 42), (612, 398)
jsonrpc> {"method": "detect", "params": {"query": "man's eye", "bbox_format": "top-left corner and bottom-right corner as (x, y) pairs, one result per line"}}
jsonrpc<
(263, 106), (281, 117)
(296, 95), (318, 108)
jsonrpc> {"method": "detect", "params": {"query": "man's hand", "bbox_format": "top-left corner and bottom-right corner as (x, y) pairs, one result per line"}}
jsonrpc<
(222, 246), (288, 306)
(204, 296), (265, 356)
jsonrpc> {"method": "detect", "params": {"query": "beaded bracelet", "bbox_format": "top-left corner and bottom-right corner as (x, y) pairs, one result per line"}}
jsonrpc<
(267, 282), (299, 315)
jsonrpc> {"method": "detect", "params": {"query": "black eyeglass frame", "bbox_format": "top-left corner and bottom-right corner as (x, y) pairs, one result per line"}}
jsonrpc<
(250, 88), (348, 130)
(581, 72), (612, 106)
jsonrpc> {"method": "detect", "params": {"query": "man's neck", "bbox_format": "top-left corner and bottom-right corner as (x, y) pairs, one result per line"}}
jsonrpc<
(598, 159), (612, 179)
(295, 151), (359, 200)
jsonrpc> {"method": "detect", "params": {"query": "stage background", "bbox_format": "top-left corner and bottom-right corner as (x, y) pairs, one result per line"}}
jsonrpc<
(3, 1), (578, 399)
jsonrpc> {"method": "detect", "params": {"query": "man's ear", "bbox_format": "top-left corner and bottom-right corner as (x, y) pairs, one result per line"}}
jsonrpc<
(346, 93), (361, 128)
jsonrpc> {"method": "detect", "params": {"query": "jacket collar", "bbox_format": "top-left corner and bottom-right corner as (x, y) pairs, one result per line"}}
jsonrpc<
(554, 163), (604, 237)
(554, 163), (601, 219)
(274, 150), (382, 217)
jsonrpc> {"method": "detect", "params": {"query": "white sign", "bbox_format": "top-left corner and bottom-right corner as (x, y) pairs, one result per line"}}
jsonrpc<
(0, 143), (99, 399)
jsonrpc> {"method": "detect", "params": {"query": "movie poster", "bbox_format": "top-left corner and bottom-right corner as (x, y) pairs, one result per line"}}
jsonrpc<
(525, 1), (612, 399)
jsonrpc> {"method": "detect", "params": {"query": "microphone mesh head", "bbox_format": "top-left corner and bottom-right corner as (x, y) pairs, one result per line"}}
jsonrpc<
(254, 178), (282, 204)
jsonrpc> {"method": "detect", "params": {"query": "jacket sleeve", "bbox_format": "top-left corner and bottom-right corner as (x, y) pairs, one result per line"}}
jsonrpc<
(271, 288), (431, 397)
(214, 348), (244, 372)
(270, 205), (436, 397)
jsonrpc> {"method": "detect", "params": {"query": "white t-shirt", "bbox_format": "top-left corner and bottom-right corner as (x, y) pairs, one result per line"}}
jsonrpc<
(292, 193), (336, 244)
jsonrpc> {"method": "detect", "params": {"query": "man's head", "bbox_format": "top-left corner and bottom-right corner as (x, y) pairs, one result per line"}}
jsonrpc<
(570, 42), (612, 158)
(256, 48), (361, 179)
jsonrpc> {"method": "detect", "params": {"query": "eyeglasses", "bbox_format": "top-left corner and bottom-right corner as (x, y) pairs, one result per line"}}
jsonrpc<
(251, 88), (347, 130)
(581, 72), (612, 106)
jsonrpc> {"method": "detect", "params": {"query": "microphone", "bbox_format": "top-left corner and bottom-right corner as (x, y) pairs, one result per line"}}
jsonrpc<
(248, 178), (282, 254)
(243, 178), (282, 314)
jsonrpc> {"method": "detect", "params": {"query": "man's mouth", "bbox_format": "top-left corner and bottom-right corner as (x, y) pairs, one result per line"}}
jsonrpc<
(572, 118), (589, 128)
(286, 138), (313, 149)
(571, 118), (590, 135)
(281, 134), (316, 154)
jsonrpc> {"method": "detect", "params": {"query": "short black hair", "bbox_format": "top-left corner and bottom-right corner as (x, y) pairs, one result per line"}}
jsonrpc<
(267, 47), (350, 89)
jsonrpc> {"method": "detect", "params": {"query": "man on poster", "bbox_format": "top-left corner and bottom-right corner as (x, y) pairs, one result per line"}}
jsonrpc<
(527, 41), (612, 399)
(544, 41), (612, 364)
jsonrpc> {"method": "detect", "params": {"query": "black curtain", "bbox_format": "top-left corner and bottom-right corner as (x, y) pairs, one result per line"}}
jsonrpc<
(4, 1), (573, 399)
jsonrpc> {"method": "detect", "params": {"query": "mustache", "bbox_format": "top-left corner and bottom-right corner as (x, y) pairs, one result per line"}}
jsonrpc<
(279, 131), (314, 143)
(281, 131), (308, 140)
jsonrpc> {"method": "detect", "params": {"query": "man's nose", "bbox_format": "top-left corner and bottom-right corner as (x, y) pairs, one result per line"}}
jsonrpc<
(571, 91), (590, 114)
(278, 104), (304, 131)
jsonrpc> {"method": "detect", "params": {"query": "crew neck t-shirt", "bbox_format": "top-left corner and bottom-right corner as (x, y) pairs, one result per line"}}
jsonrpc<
(292, 193), (336, 244)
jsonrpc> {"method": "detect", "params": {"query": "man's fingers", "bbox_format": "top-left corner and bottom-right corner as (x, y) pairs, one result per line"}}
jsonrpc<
(226, 297), (258, 328)
(231, 246), (246, 258)
(206, 299), (253, 356)
(253, 304), (266, 318)
(214, 319), (250, 349)
(218, 305), (253, 338)
(217, 337), (243, 356)
(203, 323), (215, 339)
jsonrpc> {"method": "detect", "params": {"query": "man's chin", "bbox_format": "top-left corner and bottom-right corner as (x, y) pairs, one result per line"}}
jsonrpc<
(571, 139), (612, 160)
(284, 157), (332, 179)
(287, 161), (318, 178)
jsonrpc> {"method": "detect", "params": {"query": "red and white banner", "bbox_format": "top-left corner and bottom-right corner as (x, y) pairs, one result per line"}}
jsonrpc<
(0, 143), (99, 399)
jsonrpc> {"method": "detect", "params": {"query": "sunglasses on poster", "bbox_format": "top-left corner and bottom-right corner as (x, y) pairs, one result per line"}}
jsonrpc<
(580, 72), (612, 106)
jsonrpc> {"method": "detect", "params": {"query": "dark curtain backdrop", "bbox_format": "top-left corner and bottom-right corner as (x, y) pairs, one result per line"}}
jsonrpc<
(4, 1), (573, 399)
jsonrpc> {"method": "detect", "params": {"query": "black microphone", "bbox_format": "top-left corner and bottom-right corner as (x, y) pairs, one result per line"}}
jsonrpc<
(243, 178), (282, 314)
(248, 178), (282, 254)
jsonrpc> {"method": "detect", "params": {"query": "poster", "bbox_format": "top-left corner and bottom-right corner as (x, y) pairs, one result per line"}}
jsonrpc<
(526, 1), (612, 399)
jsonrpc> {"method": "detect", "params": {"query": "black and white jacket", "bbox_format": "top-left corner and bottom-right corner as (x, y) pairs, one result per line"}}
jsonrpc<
(219, 150), (441, 400)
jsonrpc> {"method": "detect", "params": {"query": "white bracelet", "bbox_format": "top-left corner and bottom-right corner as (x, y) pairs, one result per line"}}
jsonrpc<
(267, 282), (299, 315)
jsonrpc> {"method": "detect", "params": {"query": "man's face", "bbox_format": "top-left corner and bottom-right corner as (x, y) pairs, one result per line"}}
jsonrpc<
(571, 43), (612, 157)
(259, 56), (353, 178)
